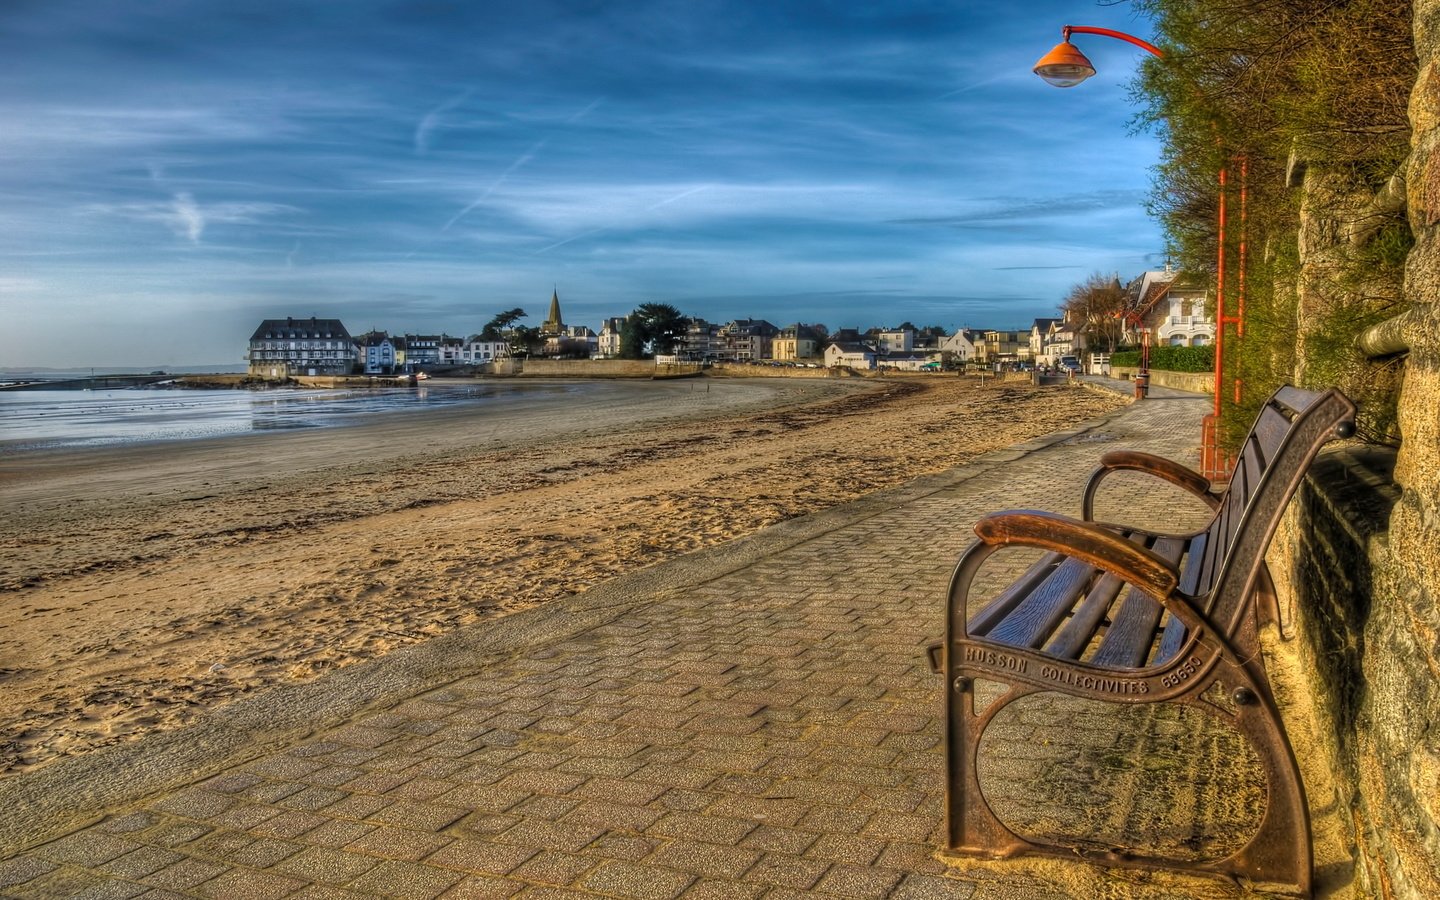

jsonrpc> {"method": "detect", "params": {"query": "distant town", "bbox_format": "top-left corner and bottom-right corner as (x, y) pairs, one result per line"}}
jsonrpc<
(246, 268), (1216, 380)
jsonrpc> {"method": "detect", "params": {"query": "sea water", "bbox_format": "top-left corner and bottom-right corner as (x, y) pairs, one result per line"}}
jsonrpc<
(0, 382), (604, 451)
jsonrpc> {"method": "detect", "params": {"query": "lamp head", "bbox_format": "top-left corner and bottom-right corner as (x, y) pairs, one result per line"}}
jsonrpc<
(1033, 39), (1096, 88)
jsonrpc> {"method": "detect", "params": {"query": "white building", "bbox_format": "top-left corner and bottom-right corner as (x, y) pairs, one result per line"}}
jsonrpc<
(876, 327), (915, 354)
(824, 341), (877, 370)
(1126, 267), (1216, 348)
(597, 317), (626, 358)
(878, 351), (932, 371)
(939, 329), (976, 365)
(461, 336), (511, 364)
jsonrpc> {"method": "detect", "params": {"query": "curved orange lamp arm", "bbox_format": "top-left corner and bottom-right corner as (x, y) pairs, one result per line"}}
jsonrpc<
(1063, 25), (1163, 58)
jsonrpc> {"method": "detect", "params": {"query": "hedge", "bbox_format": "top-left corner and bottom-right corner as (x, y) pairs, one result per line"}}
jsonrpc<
(1110, 344), (1214, 372)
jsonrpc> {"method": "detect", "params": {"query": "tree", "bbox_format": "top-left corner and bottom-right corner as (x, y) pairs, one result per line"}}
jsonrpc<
(619, 316), (647, 359)
(1133, 0), (1413, 444)
(507, 324), (541, 357)
(1061, 272), (1129, 353)
(625, 303), (686, 357)
(481, 308), (527, 340)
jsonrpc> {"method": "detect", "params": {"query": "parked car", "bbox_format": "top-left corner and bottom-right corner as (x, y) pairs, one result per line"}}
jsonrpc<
(1059, 356), (1081, 373)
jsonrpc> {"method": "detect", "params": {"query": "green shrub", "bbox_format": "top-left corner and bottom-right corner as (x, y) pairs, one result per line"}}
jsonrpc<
(1111, 344), (1214, 372)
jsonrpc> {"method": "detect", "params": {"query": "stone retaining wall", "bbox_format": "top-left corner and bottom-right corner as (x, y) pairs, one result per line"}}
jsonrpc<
(1268, 446), (1423, 896)
(512, 359), (696, 378)
(1110, 366), (1215, 394)
(709, 363), (837, 378)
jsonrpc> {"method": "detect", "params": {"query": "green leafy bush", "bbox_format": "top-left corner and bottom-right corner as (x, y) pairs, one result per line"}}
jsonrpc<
(1111, 345), (1214, 372)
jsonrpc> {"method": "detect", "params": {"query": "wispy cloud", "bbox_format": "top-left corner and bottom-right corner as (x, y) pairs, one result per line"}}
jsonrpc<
(647, 184), (710, 211)
(172, 192), (205, 242)
(84, 198), (299, 244)
(414, 90), (472, 155)
(567, 97), (604, 123)
(442, 138), (548, 232)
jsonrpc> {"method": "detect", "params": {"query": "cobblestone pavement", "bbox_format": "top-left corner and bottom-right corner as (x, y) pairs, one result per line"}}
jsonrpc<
(0, 384), (1322, 898)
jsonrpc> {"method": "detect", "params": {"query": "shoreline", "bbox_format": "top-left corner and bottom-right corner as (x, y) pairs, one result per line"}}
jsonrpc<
(0, 377), (1123, 779)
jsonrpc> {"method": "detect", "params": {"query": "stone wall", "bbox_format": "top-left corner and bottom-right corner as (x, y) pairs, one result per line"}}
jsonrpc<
(512, 359), (692, 378)
(1267, 5), (1440, 894)
(1270, 447), (1404, 896)
(709, 363), (838, 378)
(1364, 4), (1440, 890)
(1109, 366), (1215, 394)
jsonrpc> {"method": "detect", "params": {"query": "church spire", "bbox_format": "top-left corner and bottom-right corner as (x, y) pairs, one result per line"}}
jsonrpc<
(542, 287), (563, 335)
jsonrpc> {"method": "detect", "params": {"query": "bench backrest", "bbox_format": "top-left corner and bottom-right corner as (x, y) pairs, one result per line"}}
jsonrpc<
(1162, 386), (1355, 656)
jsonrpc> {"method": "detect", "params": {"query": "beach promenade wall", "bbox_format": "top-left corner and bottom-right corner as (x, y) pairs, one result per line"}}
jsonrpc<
(710, 363), (838, 378)
(1110, 366), (1215, 394)
(1279, 5), (1440, 892)
(511, 359), (690, 378)
(1269, 446), (1410, 896)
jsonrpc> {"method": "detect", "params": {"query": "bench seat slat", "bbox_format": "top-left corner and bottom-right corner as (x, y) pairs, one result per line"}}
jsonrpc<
(1155, 531), (1210, 664)
(1090, 537), (1186, 668)
(1044, 571), (1126, 660)
(1043, 529), (1151, 660)
(968, 552), (1064, 637)
(984, 557), (1096, 649)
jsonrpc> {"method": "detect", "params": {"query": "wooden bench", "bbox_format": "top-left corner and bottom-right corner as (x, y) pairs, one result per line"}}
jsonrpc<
(936, 385), (1355, 896)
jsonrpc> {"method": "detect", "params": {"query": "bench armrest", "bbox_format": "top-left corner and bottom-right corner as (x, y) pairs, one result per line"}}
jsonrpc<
(1081, 450), (1221, 520)
(974, 510), (1180, 601)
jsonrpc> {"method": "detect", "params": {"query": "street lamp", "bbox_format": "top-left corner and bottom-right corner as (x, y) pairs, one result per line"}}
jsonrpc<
(1034, 26), (1165, 402)
(1034, 25), (1239, 478)
(1033, 26), (1162, 87)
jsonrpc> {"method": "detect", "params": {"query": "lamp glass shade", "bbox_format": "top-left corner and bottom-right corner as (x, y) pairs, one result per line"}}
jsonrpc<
(1033, 41), (1096, 88)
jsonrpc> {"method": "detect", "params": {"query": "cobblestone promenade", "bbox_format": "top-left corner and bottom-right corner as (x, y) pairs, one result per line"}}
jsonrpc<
(0, 382), (1328, 899)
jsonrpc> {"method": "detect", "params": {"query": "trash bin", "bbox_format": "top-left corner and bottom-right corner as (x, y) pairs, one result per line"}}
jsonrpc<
(1134, 372), (1149, 399)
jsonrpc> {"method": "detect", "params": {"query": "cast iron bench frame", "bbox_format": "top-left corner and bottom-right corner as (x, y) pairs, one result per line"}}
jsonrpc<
(937, 385), (1355, 896)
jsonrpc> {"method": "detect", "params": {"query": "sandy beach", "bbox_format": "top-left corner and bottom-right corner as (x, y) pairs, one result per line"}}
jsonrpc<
(0, 375), (1123, 777)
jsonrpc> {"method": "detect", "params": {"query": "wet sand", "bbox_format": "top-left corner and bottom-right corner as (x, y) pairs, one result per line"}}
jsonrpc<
(0, 375), (1123, 776)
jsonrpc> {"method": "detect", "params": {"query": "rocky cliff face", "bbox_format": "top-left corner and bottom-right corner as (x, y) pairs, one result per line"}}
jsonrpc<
(1329, 2), (1440, 893)
(1377, 5), (1440, 891)
(1270, 6), (1440, 896)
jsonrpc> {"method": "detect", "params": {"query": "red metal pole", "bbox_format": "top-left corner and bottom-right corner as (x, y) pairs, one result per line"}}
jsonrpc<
(1237, 156), (1247, 339)
(1215, 166), (1226, 420)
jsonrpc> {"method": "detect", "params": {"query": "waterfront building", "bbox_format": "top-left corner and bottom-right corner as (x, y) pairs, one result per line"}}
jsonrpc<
(773, 323), (825, 361)
(402, 334), (448, 370)
(358, 330), (397, 375)
(597, 317), (627, 358)
(975, 329), (1027, 366)
(824, 341), (878, 370)
(246, 317), (356, 379)
(461, 336), (510, 364)
(544, 325), (597, 358)
(939, 329), (977, 366)
(1029, 318), (1064, 363)
(719, 319), (779, 362)
(676, 319), (723, 361)
(1123, 267), (1215, 348)
(878, 350), (933, 371)
(876, 326), (915, 354)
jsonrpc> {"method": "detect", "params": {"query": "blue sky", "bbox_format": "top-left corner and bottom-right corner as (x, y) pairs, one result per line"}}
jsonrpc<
(1, 1), (1165, 368)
